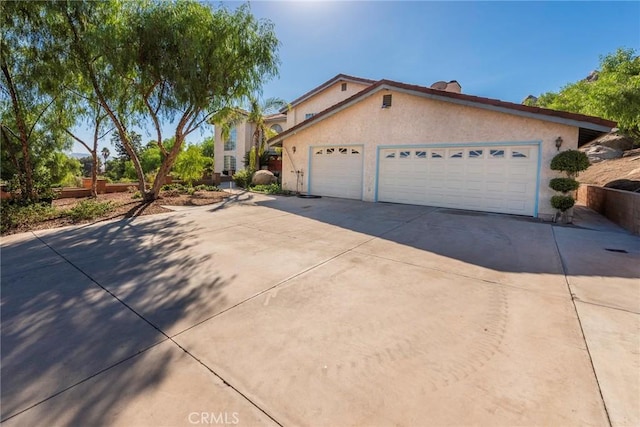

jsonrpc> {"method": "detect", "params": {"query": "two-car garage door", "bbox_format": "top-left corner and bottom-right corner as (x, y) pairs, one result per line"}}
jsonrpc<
(308, 143), (538, 216)
(377, 145), (538, 216)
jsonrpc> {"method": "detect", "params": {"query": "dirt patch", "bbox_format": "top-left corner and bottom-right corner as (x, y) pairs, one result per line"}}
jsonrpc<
(578, 148), (640, 187)
(3, 190), (229, 236)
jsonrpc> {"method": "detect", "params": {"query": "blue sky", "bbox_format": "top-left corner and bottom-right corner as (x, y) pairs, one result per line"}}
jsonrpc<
(71, 1), (640, 153)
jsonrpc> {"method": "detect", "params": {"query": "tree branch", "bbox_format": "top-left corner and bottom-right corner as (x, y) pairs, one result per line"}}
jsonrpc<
(63, 128), (93, 154)
(26, 96), (57, 141)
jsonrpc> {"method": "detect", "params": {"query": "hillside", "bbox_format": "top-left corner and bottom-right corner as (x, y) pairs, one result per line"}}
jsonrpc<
(578, 148), (640, 191)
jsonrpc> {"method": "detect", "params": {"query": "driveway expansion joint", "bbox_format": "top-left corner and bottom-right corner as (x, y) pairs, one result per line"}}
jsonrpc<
(551, 226), (613, 427)
(0, 340), (168, 423)
(29, 232), (281, 427)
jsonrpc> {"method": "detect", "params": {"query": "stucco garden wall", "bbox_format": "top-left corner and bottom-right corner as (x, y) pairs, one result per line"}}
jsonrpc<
(282, 89), (579, 218)
(287, 81), (371, 128)
(577, 184), (640, 235)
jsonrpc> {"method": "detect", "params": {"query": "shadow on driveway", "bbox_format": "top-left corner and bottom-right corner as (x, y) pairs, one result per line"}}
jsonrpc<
(253, 195), (640, 280)
(1, 216), (230, 425)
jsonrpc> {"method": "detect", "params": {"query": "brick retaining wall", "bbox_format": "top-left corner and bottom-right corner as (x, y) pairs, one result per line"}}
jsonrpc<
(577, 184), (640, 235)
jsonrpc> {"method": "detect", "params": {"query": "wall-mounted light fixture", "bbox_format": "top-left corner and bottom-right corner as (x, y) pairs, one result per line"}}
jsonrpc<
(292, 146), (296, 153)
(555, 137), (563, 151)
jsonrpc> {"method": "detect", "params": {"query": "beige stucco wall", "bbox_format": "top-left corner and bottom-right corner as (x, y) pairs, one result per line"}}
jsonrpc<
(286, 81), (372, 129)
(281, 89), (579, 218)
(214, 121), (253, 174)
(267, 117), (287, 136)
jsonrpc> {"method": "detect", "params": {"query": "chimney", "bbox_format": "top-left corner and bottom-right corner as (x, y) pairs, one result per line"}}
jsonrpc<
(430, 80), (461, 93)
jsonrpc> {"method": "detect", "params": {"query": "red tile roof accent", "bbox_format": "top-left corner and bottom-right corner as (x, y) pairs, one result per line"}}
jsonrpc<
(269, 79), (617, 144)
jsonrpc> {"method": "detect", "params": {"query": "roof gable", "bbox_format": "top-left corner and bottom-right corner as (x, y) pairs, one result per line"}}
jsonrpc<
(280, 74), (376, 113)
(269, 79), (617, 145)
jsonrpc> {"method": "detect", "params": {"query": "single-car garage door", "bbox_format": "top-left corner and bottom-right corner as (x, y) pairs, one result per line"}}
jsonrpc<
(310, 145), (364, 199)
(377, 144), (538, 216)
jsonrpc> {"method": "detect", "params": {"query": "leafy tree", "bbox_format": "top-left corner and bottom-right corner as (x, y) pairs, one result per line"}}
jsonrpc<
(55, 1), (279, 201)
(533, 48), (640, 140)
(174, 145), (207, 185)
(111, 132), (142, 161)
(63, 104), (111, 196)
(0, 1), (71, 200)
(200, 136), (214, 159)
(198, 137), (215, 177)
(123, 160), (138, 181)
(45, 152), (81, 187)
(139, 144), (162, 175)
(104, 158), (125, 182)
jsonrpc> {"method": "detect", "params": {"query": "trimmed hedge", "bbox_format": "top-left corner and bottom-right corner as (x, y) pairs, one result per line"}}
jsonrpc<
(549, 177), (580, 193)
(550, 150), (590, 177)
(550, 195), (575, 212)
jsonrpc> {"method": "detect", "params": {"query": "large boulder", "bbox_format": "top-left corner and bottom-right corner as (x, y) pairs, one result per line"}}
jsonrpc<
(251, 169), (277, 185)
(583, 133), (636, 152)
(584, 145), (623, 163)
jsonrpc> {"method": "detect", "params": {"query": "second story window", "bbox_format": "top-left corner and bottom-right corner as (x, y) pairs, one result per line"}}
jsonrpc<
(224, 128), (237, 151)
(341, 83), (347, 91)
(305, 113), (316, 120)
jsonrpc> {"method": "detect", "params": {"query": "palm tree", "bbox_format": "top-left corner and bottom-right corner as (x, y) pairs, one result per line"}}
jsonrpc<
(212, 97), (288, 171)
(101, 147), (110, 173)
(247, 97), (288, 170)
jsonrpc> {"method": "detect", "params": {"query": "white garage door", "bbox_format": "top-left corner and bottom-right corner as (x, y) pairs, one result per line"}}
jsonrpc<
(377, 145), (538, 216)
(310, 145), (364, 199)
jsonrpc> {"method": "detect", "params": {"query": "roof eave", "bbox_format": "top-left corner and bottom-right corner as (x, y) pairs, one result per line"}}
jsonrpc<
(268, 81), (616, 146)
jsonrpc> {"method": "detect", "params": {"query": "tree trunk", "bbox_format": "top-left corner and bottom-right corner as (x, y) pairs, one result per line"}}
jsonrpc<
(148, 136), (184, 201)
(90, 151), (98, 197)
(1, 62), (35, 200)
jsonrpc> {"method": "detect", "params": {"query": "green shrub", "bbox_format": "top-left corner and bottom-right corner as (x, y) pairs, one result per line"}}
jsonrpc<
(64, 200), (115, 222)
(131, 191), (142, 199)
(549, 178), (580, 193)
(174, 145), (207, 185)
(232, 169), (254, 188)
(161, 183), (180, 191)
(1, 202), (59, 234)
(550, 195), (575, 212)
(194, 184), (220, 191)
(250, 183), (282, 194)
(550, 150), (590, 177)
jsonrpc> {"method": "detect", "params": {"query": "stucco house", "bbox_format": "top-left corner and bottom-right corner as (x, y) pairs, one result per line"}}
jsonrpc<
(213, 111), (287, 177)
(215, 74), (616, 220)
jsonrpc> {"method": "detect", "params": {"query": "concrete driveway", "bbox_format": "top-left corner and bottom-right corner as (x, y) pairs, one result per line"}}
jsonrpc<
(1, 193), (639, 426)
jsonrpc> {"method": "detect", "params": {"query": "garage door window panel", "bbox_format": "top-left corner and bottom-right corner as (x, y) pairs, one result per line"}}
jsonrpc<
(469, 149), (483, 158)
(490, 149), (505, 158)
(511, 149), (529, 158)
